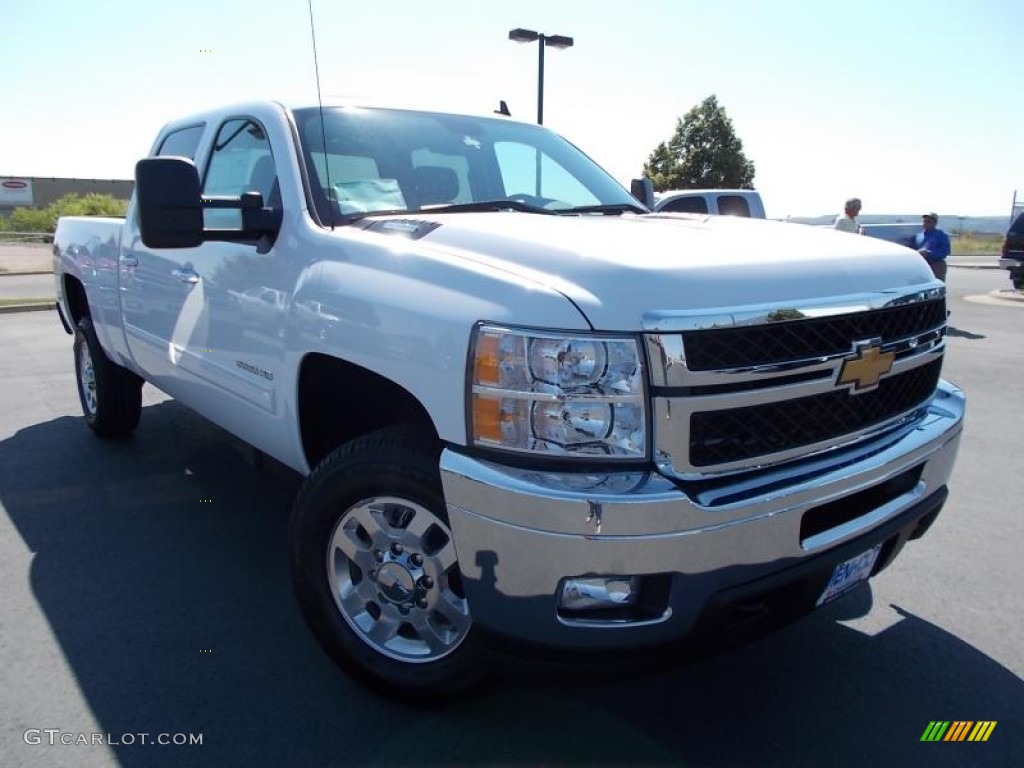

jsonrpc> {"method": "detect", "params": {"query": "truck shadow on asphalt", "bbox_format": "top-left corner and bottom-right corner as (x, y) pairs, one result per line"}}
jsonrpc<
(945, 325), (986, 340)
(1, 401), (1020, 767)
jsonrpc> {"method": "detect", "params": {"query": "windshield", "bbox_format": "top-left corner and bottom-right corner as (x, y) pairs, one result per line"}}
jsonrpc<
(292, 107), (643, 224)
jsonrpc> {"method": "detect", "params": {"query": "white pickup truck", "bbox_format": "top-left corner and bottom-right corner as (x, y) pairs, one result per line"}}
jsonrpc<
(651, 188), (765, 217)
(54, 101), (964, 697)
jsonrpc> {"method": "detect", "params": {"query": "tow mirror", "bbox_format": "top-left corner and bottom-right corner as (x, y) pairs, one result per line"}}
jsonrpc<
(135, 157), (204, 248)
(135, 157), (282, 251)
(630, 177), (655, 210)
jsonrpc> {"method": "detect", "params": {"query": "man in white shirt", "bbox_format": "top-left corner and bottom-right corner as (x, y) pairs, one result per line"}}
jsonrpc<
(833, 198), (862, 233)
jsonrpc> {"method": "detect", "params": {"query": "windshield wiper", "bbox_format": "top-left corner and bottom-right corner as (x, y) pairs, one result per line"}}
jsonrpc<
(419, 200), (556, 215)
(335, 198), (623, 225)
(556, 202), (649, 215)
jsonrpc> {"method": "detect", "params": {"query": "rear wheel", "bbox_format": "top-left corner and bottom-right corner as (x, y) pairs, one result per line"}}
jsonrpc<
(289, 427), (485, 698)
(73, 317), (142, 437)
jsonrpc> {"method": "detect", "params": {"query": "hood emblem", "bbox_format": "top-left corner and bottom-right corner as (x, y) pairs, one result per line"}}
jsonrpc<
(837, 341), (894, 393)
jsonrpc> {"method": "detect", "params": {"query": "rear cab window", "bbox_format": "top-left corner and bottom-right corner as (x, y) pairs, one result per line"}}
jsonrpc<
(661, 196), (709, 214)
(156, 124), (205, 159)
(717, 195), (751, 217)
(128, 124), (207, 223)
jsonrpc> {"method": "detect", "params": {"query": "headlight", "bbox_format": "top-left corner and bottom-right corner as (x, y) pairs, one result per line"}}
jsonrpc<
(469, 325), (647, 460)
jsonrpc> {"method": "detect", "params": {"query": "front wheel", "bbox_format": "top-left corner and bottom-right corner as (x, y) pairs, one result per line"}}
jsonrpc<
(289, 427), (486, 698)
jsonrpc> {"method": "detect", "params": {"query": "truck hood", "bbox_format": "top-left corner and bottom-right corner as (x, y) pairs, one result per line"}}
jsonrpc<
(369, 212), (936, 331)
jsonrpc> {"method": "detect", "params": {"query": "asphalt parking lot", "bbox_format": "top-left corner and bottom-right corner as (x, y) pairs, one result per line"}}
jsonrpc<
(0, 267), (1021, 768)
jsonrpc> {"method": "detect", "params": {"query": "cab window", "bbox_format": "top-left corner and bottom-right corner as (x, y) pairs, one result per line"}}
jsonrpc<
(156, 125), (205, 159)
(202, 118), (278, 228)
(717, 195), (751, 217)
(662, 196), (709, 214)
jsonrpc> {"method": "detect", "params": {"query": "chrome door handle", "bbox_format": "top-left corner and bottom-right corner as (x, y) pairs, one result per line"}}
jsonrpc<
(172, 268), (200, 285)
(120, 255), (139, 268)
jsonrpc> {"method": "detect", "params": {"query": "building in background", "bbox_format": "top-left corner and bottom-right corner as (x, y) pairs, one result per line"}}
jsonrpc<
(0, 177), (134, 216)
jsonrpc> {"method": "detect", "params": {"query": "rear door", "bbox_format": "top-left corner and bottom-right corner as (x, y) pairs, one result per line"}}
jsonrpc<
(121, 124), (206, 385)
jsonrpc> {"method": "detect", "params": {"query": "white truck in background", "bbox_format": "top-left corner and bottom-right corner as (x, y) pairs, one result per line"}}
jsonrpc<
(651, 188), (765, 217)
(858, 223), (921, 249)
(53, 101), (963, 698)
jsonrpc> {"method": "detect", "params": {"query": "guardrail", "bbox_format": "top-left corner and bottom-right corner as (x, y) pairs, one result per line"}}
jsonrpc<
(0, 232), (53, 244)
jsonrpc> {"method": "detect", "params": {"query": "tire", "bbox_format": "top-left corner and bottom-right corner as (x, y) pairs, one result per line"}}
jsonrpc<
(73, 317), (143, 438)
(289, 426), (486, 699)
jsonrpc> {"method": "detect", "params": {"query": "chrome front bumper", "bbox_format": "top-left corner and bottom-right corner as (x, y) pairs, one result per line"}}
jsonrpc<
(440, 381), (965, 650)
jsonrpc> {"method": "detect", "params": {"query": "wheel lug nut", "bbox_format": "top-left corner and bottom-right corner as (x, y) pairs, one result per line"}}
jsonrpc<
(374, 549), (385, 562)
(390, 543), (403, 556)
(420, 576), (434, 589)
(417, 598), (428, 609)
(368, 569), (377, 581)
(410, 553), (423, 567)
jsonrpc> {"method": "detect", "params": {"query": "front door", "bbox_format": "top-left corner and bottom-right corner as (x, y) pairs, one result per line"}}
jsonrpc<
(123, 116), (288, 421)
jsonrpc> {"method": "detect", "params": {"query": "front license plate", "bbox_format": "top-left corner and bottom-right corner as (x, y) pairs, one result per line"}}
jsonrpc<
(816, 544), (882, 607)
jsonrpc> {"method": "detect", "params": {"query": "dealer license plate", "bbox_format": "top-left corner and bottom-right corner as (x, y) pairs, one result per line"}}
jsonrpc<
(816, 544), (882, 607)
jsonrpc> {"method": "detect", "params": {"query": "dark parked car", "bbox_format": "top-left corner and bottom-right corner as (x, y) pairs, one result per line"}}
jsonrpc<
(1000, 212), (1024, 289)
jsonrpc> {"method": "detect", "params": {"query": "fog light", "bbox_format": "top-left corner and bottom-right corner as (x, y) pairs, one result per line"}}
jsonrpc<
(559, 576), (641, 612)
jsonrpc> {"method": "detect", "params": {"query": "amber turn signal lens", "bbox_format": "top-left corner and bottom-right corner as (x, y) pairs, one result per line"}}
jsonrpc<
(474, 334), (500, 385)
(472, 396), (502, 442)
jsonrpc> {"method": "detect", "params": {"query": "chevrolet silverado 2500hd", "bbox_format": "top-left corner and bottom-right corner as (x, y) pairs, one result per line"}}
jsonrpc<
(54, 101), (964, 696)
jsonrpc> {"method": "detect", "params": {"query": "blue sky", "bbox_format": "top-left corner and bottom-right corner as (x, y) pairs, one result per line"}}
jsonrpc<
(2, 0), (1021, 218)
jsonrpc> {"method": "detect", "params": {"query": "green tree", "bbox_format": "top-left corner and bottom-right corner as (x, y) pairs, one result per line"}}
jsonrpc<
(643, 95), (755, 192)
(5, 193), (128, 233)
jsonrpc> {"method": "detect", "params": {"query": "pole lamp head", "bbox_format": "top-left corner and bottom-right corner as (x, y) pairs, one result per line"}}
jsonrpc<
(508, 28), (540, 43)
(543, 35), (574, 49)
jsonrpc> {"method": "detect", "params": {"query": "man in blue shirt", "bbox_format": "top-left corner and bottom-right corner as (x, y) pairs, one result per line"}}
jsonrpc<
(915, 212), (951, 281)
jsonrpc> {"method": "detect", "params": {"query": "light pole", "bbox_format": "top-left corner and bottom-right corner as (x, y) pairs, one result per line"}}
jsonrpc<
(508, 28), (574, 125)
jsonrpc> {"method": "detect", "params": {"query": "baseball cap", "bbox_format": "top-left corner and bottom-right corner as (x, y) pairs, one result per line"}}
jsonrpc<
(922, 212), (938, 221)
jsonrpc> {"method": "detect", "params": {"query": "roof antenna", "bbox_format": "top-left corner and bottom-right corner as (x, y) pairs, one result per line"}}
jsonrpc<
(307, 0), (333, 228)
(494, 100), (511, 116)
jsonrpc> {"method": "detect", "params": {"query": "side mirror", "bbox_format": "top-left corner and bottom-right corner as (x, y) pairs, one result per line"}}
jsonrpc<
(135, 157), (204, 248)
(630, 177), (655, 210)
(135, 157), (282, 251)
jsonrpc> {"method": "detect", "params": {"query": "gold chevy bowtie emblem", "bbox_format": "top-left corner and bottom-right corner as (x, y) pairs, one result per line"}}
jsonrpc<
(837, 344), (895, 392)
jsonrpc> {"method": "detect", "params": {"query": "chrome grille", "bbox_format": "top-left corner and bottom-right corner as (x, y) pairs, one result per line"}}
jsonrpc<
(645, 287), (948, 478)
(689, 358), (942, 466)
(682, 299), (947, 371)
